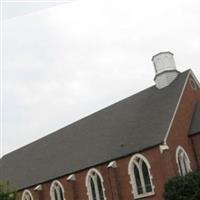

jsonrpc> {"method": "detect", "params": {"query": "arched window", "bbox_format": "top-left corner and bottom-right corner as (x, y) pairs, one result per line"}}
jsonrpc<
(128, 154), (155, 198)
(176, 146), (191, 176)
(50, 180), (65, 200)
(86, 168), (106, 200)
(22, 190), (34, 200)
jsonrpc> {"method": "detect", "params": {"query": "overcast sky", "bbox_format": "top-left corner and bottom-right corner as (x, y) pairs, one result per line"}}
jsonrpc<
(1, 0), (200, 156)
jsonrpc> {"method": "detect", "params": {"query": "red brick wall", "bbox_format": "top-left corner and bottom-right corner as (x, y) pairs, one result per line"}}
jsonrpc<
(191, 134), (200, 167)
(165, 74), (200, 178)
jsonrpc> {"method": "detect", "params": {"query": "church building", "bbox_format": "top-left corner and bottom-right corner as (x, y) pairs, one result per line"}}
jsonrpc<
(0, 52), (200, 200)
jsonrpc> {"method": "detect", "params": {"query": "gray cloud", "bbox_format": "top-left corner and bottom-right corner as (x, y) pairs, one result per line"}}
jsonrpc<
(2, 1), (71, 20)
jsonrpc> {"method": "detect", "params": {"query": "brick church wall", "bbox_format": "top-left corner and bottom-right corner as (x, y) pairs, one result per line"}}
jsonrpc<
(165, 74), (200, 177)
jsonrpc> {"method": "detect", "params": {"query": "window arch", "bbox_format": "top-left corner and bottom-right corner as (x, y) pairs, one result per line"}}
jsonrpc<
(21, 190), (34, 200)
(86, 168), (106, 200)
(176, 146), (191, 176)
(128, 154), (155, 198)
(50, 180), (65, 200)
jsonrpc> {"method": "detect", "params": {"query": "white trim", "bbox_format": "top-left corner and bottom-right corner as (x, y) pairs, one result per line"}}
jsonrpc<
(176, 146), (192, 176)
(85, 168), (107, 200)
(159, 144), (169, 154)
(34, 184), (42, 191)
(107, 161), (117, 168)
(67, 174), (76, 181)
(128, 154), (155, 199)
(50, 180), (66, 200)
(164, 70), (194, 144)
(21, 190), (34, 200)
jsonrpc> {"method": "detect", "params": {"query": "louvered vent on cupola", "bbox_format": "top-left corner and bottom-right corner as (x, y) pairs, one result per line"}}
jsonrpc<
(152, 51), (180, 89)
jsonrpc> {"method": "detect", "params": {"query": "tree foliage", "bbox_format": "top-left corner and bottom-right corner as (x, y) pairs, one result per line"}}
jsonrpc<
(164, 169), (200, 200)
(0, 181), (17, 200)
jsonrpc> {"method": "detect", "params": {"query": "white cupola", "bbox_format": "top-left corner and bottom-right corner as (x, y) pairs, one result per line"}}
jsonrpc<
(152, 51), (180, 89)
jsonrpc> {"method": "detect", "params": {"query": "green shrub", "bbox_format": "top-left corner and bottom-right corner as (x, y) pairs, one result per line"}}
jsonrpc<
(164, 169), (200, 200)
(0, 181), (17, 200)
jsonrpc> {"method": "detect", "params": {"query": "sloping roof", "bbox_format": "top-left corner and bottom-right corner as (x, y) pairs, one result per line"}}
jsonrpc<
(0, 70), (190, 190)
(189, 101), (200, 135)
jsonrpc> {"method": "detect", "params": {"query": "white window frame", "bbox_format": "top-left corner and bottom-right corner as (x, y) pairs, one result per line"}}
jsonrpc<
(189, 78), (197, 90)
(50, 180), (66, 200)
(21, 190), (34, 200)
(85, 168), (107, 200)
(128, 154), (155, 199)
(176, 146), (192, 176)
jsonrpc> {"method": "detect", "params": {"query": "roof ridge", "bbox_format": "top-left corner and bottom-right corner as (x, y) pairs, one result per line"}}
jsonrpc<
(3, 69), (191, 158)
(0, 69), (192, 190)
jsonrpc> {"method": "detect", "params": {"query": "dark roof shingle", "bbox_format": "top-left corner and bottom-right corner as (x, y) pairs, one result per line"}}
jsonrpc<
(0, 70), (190, 190)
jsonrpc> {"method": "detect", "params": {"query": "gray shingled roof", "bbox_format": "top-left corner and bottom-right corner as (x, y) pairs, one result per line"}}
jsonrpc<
(190, 101), (200, 135)
(0, 70), (190, 190)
